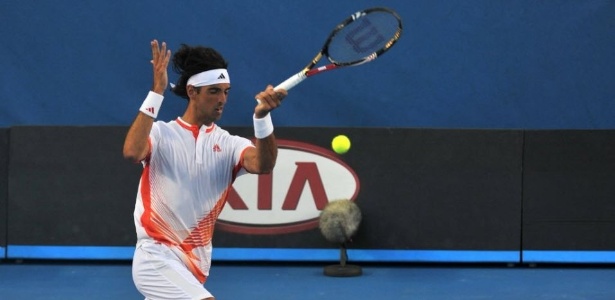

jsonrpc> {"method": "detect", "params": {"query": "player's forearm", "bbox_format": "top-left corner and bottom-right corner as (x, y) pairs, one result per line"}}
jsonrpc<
(123, 112), (153, 163)
(250, 112), (278, 173)
(254, 135), (278, 173)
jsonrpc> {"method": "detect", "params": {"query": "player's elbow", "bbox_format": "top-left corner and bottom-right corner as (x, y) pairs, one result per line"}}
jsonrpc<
(122, 151), (140, 163)
(123, 145), (145, 163)
(252, 160), (276, 175)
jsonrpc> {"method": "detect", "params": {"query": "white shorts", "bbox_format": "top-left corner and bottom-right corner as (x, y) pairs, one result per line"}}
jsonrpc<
(132, 241), (213, 300)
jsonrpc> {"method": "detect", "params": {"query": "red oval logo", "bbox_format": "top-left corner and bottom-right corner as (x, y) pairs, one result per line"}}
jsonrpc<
(217, 139), (360, 235)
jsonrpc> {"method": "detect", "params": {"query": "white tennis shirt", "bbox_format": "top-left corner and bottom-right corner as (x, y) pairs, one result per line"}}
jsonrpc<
(133, 117), (253, 283)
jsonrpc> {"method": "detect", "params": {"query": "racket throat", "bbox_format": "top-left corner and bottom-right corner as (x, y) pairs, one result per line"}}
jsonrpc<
(306, 65), (340, 76)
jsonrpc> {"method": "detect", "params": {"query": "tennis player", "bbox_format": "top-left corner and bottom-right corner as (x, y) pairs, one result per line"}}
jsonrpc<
(123, 40), (286, 300)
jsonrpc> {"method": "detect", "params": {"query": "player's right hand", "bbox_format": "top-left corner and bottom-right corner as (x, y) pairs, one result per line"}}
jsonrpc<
(255, 85), (286, 118)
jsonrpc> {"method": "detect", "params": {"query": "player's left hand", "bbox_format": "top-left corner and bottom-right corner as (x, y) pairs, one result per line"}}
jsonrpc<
(150, 40), (171, 95)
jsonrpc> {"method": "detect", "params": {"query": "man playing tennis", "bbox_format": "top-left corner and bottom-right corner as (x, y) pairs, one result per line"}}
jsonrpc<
(123, 40), (286, 300)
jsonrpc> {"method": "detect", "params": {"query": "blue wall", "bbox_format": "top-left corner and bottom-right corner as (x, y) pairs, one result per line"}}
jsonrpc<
(1, 0), (614, 129)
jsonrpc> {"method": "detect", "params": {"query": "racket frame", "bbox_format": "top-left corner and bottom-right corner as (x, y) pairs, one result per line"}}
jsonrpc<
(275, 7), (402, 91)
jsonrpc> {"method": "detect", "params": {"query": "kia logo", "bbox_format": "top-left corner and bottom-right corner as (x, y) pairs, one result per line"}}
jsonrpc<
(218, 139), (360, 235)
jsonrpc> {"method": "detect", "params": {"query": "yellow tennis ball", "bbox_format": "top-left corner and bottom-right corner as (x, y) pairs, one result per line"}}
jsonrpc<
(331, 135), (351, 154)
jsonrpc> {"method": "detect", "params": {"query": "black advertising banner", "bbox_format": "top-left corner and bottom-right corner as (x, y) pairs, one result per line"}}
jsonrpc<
(7, 126), (523, 252)
(7, 126), (141, 246)
(523, 130), (615, 251)
(8, 126), (615, 262)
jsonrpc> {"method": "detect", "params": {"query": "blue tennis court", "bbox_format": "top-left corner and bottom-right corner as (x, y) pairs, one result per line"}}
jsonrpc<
(1, 261), (615, 299)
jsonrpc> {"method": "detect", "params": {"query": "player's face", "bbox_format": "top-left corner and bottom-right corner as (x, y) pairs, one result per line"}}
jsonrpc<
(192, 83), (231, 124)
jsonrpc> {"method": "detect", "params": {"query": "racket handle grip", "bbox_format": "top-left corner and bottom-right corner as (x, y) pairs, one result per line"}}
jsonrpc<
(274, 72), (307, 92)
(255, 72), (306, 103)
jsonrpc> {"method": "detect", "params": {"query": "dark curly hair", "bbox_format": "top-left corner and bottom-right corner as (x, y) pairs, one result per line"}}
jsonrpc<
(170, 44), (229, 100)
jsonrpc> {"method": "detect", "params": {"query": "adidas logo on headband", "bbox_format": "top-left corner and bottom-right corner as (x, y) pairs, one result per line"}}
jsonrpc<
(186, 68), (230, 87)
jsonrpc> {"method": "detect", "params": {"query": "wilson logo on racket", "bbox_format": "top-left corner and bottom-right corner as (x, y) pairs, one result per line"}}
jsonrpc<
(218, 139), (360, 235)
(345, 18), (385, 53)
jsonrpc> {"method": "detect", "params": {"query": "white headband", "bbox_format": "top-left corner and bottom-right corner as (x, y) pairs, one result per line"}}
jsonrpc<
(186, 68), (230, 87)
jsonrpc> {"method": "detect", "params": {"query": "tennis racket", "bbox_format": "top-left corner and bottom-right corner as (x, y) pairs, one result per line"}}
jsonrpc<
(274, 7), (403, 92)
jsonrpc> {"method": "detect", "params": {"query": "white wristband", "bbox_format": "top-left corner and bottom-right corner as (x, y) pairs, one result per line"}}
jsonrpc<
(139, 91), (164, 119)
(253, 114), (274, 139)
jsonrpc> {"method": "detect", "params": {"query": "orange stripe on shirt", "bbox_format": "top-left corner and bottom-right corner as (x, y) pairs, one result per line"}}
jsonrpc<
(140, 164), (176, 244)
(178, 187), (232, 283)
(181, 188), (229, 250)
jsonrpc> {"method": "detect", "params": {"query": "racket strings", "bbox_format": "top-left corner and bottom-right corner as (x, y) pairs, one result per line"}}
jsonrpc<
(327, 11), (401, 64)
